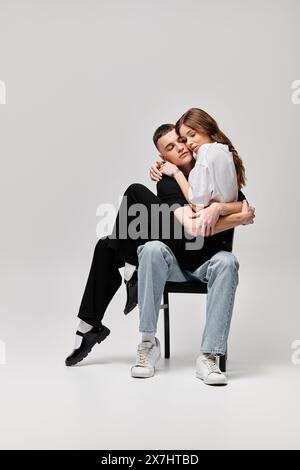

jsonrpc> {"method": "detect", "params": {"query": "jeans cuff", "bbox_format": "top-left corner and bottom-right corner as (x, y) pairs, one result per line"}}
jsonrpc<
(200, 349), (226, 356)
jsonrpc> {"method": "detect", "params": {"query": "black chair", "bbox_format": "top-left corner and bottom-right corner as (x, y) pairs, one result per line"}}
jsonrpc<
(160, 229), (235, 373)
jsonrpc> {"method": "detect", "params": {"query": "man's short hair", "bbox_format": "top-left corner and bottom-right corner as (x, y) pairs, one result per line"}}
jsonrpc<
(153, 123), (175, 149)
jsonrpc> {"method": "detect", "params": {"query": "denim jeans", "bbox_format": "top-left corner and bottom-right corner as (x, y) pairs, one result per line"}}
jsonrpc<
(137, 241), (239, 355)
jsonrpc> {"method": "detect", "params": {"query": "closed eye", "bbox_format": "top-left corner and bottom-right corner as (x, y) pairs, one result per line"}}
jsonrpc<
(166, 144), (174, 151)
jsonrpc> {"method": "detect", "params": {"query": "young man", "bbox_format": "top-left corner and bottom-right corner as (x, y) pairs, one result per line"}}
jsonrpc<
(65, 125), (254, 378)
(130, 124), (255, 385)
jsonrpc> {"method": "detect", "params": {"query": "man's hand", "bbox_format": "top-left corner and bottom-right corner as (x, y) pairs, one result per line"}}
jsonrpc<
(160, 161), (179, 177)
(241, 199), (255, 225)
(190, 202), (222, 237)
(149, 160), (163, 182)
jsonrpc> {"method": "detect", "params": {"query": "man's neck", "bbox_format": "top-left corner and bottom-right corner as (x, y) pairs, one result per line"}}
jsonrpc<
(179, 160), (195, 177)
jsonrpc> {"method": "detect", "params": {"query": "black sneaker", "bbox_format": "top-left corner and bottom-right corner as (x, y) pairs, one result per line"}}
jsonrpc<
(65, 325), (110, 366)
(123, 269), (138, 315)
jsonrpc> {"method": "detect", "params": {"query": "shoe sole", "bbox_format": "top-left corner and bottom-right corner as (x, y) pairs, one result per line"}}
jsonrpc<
(196, 372), (228, 386)
(131, 369), (155, 378)
(65, 327), (110, 367)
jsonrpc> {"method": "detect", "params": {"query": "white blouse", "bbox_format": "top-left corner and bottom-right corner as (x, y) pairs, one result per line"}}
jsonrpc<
(188, 142), (238, 207)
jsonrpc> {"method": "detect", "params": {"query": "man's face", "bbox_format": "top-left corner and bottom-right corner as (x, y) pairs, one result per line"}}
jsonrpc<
(156, 129), (193, 166)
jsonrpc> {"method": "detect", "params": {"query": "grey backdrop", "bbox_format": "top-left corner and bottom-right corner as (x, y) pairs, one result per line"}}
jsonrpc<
(0, 0), (299, 449)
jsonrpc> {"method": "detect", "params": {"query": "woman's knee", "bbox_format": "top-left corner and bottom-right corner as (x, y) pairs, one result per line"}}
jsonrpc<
(94, 236), (109, 254)
(124, 183), (148, 197)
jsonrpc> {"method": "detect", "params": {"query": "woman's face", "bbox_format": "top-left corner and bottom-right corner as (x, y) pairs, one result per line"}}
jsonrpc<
(179, 124), (211, 154)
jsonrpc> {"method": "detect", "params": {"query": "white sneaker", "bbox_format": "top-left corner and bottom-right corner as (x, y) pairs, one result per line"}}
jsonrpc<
(196, 353), (228, 386)
(131, 338), (161, 378)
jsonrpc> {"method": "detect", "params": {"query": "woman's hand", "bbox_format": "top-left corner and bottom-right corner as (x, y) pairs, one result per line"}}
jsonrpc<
(149, 160), (163, 182)
(189, 204), (204, 219)
(189, 202), (222, 237)
(160, 161), (179, 177)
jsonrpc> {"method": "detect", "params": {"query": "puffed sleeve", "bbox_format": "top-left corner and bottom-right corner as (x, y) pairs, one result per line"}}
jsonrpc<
(188, 162), (213, 207)
(205, 144), (238, 202)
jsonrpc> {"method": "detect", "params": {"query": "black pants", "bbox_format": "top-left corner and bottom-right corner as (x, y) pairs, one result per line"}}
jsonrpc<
(78, 184), (186, 326)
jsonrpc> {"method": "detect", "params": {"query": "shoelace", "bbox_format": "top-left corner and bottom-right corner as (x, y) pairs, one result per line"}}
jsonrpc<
(136, 343), (153, 367)
(203, 355), (220, 374)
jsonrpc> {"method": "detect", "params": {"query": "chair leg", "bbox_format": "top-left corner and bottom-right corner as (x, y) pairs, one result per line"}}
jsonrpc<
(219, 351), (227, 372)
(163, 291), (170, 359)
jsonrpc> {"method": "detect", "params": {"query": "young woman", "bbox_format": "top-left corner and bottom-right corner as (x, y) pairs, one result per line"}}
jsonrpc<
(153, 108), (246, 234)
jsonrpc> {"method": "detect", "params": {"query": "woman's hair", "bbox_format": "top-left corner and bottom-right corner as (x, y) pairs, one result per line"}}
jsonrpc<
(175, 108), (246, 188)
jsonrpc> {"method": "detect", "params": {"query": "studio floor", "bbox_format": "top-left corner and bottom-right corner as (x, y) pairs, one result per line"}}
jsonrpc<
(0, 351), (299, 450)
(1, 257), (300, 450)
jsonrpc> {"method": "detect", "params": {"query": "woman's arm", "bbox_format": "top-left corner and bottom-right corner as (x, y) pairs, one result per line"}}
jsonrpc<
(213, 200), (255, 233)
(160, 162), (201, 211)
(216, 200), (243, 216)
(191, 200), (243, 236)
(173, 170), (200, 212)
(174, 200), (255, 237)
(159, 162), (201, 212)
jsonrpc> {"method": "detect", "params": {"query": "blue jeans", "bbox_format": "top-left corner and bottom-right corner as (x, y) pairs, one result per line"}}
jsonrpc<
(137, 241), (239, 355)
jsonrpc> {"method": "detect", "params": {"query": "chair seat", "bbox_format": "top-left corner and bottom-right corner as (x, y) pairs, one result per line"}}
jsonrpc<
(164, 281), (207, 294)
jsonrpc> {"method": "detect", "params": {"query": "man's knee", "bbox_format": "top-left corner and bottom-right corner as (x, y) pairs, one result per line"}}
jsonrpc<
(137, 240), (169, 261)
(211, 251), (239, 272)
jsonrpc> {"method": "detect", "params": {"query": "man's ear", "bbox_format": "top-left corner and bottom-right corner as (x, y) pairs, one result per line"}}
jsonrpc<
(158, 153), (166, 163)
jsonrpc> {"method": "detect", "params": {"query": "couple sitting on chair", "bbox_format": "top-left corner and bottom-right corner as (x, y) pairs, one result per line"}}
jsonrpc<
(65, 108), (255, 386)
